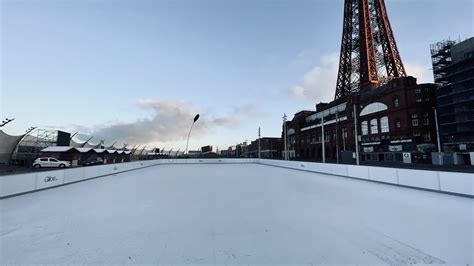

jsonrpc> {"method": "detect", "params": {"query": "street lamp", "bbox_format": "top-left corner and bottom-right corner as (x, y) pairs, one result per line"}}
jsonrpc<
(283, 114), (288, 160)
(433, 107), (442, 153)
(185, 114), (200, 155)
(258, 127), (261, 159)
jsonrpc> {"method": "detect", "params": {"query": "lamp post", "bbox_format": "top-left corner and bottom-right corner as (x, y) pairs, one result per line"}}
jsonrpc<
(322, 114), (326, 163)
(258, 127), (261, 159)
(185, 114), (200, 156)
(283, 114), (288, 160)
(353, 104), (360, 165)
(433, 107), (442, 153)
(0, 118), (15, 128)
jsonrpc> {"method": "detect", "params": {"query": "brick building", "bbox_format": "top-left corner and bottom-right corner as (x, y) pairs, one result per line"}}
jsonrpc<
(246, 137), (282, 158)
(283, 77), (438, 164)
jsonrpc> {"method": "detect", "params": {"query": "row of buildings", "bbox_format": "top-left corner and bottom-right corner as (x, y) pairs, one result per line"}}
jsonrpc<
(221, 138), (282, 159)
(222, 37), (473, 165)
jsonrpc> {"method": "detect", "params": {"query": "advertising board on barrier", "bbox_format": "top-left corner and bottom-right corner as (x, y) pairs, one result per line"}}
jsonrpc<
(36, 171), (64, 189)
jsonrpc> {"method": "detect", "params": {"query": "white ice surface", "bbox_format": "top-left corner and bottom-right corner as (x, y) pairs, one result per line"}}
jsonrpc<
(1, 163), (473, 264)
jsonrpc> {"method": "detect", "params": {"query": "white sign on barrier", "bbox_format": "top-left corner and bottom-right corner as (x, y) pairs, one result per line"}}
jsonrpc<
(403, 153), (412, 164)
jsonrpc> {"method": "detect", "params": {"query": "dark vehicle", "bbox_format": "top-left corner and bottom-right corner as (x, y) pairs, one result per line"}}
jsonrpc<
(83, 157), (104, 166)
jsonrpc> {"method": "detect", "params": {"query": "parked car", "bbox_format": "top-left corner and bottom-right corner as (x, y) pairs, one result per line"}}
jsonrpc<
(33, 157), (71, 169)
(83, 156), (104, 166)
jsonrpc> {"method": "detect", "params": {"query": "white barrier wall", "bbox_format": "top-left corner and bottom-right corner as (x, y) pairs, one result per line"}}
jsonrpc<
(258, 159), (474, 197)
(0, 172), (37, 197)
(0, 158), (472, 198)
(439, 171), (474, 196)
(0, 160), (162, 199)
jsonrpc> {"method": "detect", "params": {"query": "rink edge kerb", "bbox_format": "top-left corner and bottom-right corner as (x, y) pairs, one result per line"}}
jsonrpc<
(259, 163), (474, 199)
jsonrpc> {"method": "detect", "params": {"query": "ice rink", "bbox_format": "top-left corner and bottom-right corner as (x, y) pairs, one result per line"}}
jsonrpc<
(1, 163), (473, 264)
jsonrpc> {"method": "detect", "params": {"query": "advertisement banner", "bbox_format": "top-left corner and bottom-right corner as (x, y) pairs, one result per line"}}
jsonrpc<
(36, 171), (65, 189)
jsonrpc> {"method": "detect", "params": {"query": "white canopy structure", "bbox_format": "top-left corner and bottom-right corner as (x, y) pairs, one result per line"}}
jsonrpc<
(0, 130), (26, 164)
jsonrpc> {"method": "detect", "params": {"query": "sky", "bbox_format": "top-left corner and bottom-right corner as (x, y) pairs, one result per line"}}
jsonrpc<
(1, 0), (472, 151)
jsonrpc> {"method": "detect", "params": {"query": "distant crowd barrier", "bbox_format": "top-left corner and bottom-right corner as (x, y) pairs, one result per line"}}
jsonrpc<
(1, 158), (472, 199)
(257, 159), (474, 197)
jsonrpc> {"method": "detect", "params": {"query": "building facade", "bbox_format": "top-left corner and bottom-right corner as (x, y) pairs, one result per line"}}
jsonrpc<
(431, 38), (474, 153)
(284, 77), (438, 164)
(246, 137), (282, 158)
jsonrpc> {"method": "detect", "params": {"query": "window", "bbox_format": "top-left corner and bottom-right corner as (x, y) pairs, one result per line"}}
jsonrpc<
(380, 116), (389, 133)
(416, 98), (422, 102)
(423, 132), (431, 141)
(425, 98), (430, 102)
(423, 118), (429, 125)
(413, 131), (421, 137)
(40, 158), (48, 162)
(370, 119), (378, 134)
(412, 113), (419, 126)
(396, 120), (401, 128)
(423, 112), (429, 117)
(415, 88), (421, 94)
(50, 158), (58, 162)
(361, 121), (368, 135)
(394, 97), (400, 108)
(325, 133), (330, 141)
(360, 102), (388, 116)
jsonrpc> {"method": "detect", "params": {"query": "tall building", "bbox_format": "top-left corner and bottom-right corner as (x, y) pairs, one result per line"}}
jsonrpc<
(431, 37), (474, 153)
(283, 0), (438, 164)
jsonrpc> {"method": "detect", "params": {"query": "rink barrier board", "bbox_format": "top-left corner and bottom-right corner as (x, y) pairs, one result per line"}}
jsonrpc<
(257, 159), (473, 198)
(0, 158), (472, 199)
(0, 160), (162, 199)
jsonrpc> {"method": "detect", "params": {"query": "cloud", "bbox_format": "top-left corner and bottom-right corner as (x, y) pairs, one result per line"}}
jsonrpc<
(213, 116), (239, 127)
(287, 53), (435, 104)
(72, 99), (262, 146)
(82, 99), (209, 145)
(404, 61), (434, 84)
(287, 52), (339, 103)
(233, 102), (265, 117)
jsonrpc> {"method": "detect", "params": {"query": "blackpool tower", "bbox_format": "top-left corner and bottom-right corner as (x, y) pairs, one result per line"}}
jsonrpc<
(335, 0), (407, 99)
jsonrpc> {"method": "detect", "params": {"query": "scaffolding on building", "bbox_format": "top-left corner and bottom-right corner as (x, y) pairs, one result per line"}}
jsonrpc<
(430, 40), (457, 86)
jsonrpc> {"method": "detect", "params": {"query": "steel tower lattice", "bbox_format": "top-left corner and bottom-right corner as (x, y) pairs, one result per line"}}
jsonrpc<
(334, 0), (407, 99)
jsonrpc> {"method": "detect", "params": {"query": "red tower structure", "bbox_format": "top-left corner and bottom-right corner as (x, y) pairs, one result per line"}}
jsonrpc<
(335, 0), (407, 99)
(282, 0), (439, 164)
